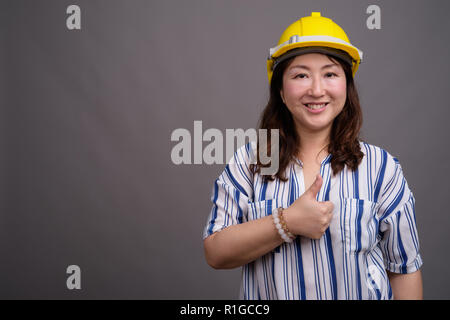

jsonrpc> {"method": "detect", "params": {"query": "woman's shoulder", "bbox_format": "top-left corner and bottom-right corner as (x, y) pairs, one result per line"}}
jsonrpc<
(229, 141), (258, 166)
(358, 140), (402, 168)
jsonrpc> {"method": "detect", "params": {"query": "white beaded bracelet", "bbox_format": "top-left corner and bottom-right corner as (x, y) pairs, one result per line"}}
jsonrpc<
(272, 207), (294, 243)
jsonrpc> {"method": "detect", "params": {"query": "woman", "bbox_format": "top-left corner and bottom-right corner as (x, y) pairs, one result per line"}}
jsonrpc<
(203, 12), (423, 300)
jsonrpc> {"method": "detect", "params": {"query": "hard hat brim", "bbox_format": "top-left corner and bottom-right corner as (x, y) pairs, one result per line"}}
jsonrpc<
(267, 35), (363, 83)
(272, 46), (354, 71)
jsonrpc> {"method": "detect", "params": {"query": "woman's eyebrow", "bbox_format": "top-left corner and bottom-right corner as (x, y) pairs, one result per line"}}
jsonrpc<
(289, 63), (338, 71)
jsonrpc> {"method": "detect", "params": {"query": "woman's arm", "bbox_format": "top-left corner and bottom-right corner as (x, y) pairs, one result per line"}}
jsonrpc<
(387, 269), (423, 300)
(204, 174), (333, 269)
(204, 215), (283, 269)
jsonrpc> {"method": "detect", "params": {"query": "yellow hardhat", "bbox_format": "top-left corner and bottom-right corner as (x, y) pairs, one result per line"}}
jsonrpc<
(267, 12), (363, 84)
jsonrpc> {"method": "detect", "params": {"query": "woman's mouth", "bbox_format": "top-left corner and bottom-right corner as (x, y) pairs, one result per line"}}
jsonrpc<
(303, 102), (328, 113)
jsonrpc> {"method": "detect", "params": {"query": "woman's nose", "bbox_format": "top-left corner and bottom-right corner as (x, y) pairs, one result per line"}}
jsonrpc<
(307, 77), (325, 97)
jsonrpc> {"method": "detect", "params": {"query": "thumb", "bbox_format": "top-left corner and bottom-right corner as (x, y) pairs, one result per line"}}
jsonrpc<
(306, 174), (322, 199)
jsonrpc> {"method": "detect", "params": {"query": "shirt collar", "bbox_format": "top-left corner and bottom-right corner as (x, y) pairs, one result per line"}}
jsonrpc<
(294, 153), (332, 167)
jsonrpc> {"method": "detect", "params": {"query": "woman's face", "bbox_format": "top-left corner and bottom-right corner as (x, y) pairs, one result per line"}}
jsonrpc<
(280, 53), (347, 135)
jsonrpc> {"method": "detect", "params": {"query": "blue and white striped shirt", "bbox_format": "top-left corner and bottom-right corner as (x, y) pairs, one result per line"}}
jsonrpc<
(203, 140), (423, 300)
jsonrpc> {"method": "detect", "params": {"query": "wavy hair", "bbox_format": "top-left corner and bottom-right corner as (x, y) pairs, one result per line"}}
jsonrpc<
(250, 54), (364, 182)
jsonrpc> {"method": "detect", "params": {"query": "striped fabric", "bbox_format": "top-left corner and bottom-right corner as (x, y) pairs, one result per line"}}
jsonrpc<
(203, 140), (423, 300)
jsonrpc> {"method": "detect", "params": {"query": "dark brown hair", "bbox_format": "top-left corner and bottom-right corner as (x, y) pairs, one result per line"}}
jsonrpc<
(250, 53), (364, 182)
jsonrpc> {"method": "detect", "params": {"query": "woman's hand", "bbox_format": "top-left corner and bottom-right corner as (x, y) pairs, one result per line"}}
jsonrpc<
(283, 174), (334, 239)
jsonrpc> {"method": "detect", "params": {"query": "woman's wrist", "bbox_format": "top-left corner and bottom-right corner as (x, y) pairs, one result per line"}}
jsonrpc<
(282, 207), (296, 237)
(272, 207), (295, 243)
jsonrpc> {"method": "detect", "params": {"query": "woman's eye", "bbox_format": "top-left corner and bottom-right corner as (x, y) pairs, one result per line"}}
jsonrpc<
(294, 73), (307, 79)
(325, 72), (338, 78)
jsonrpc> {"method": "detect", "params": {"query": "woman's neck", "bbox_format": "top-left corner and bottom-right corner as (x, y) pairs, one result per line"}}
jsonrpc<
(297, 126), (331, 163)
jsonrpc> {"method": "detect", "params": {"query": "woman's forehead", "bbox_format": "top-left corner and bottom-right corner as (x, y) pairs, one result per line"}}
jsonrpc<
(287, 53), (342, 70)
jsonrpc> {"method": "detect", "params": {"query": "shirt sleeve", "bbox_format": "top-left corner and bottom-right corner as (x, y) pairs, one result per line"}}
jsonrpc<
(202, 142), (255, 240)
(377, 152), (423, 274)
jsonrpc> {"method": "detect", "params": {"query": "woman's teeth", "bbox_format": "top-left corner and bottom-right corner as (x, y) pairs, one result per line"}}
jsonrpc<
(306, 103), (327, 110)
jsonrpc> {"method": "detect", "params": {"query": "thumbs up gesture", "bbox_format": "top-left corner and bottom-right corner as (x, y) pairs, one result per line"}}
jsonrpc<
(283, 174), (334, 240)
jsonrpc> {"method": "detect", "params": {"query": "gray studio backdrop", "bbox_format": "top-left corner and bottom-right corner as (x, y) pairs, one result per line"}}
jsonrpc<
(1, 0), (449, 299)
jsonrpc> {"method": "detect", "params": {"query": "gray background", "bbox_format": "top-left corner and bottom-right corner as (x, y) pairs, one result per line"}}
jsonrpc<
(1, 0), (449, 299)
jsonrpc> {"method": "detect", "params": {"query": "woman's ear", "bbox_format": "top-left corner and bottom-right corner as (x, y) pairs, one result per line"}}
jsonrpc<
(280, 89), (285, 104)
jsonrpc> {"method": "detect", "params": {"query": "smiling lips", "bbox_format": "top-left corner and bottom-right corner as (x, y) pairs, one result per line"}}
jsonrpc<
(303, 102), (329, 113)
